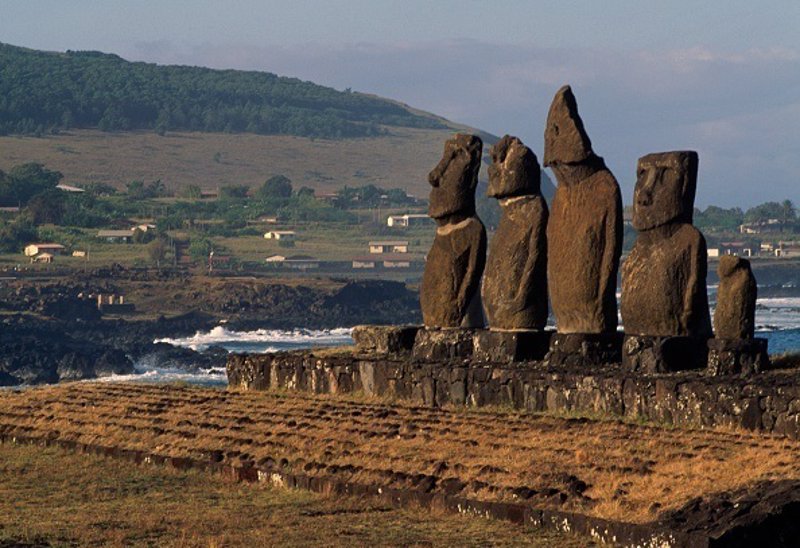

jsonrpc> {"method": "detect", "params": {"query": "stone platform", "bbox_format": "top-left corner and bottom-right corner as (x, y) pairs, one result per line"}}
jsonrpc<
(227, 350), (800, 439)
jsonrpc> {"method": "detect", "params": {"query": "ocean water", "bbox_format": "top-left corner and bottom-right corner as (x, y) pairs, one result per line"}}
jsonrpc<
(26, 294), (794, 388)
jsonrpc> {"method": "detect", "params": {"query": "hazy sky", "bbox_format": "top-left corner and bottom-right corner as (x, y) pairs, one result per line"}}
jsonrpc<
(2, 1), (799, 207)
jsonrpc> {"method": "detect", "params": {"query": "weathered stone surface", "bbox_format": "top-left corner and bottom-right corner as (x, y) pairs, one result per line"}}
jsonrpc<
(427, 133), (482, 220)
(351, 325), (420, 355)
(544, 86), (622, 335)
(421, 134), (487, 328)
(708, 337), (769, 376)
(482, 136), (548, 330)
(546, 333), (622, 367)
(621, 151), (712, 341)
(715, 255), (758, 339)
(412, 328), (475, 362)
(543, 85), (593, 166)
(472, 329), (552, 363)
(622, 335), (707, 373)
(228, 350), (800, 439)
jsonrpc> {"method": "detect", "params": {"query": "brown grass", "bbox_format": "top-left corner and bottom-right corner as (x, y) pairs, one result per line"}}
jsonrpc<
(0, 128), (455, 197)
(2, 382), (799, 525)
(0, 442), (581, 547)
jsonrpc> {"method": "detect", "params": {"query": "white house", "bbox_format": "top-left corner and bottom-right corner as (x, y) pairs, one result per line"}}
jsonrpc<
(264, 230), (296, 241)
(387, 213), (430, 228)
(24, 243), (65, 257)
(369, 240), (409, 254)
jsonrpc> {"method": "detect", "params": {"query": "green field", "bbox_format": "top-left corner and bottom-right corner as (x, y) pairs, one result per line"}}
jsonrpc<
(0, 442), (584, 547)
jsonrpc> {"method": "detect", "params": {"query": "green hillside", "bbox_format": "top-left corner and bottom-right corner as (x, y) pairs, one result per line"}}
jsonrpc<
(0, 42), (446, 139)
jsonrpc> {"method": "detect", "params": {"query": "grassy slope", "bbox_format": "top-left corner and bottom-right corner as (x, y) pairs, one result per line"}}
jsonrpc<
(0, 443), (581, 547)
(0, 128), (457, 199)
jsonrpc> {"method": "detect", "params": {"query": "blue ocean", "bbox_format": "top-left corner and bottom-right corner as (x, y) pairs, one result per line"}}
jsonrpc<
(89, 294), (799, 387)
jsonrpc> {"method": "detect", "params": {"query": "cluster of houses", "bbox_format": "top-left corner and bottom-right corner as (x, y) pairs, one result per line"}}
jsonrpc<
(265, 237), (420, 272)
(23, 223), (158, 263)
(708, 240), (800, 259)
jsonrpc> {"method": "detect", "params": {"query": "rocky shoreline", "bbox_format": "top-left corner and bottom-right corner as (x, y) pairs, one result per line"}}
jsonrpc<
(0, 271), (420, 386)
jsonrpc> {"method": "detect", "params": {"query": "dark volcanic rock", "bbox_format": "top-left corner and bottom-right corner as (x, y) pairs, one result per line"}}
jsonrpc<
(715, 255), (758, 339)
(0, 315), (134, 385)
(482, 135), (548, 330)
(421, 134), (487, 328)
(621, 151), (711, 339)
(351, 325), (419, 355)
(544, 85), (622, 334)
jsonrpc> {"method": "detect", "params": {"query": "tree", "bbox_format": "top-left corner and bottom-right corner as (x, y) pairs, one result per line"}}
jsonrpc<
(296, 186), (315, 198)
(744, 201), (785, 223)
(148, 238), (168, 270)
(26, 189), (65, 224)
(220, 185), (249, 199)
(781, 200), (796, 230)
(0, 163), (63, 206)
(182, 184), (202, 199)
(257, 175), (293, 200)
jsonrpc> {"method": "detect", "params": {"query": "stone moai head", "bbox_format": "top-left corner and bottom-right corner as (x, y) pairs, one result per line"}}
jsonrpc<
(428, 133), (483, 220)
(543, 85), (594, 167)
(487, 135), (541, 198)
(633, 151), (698, 231)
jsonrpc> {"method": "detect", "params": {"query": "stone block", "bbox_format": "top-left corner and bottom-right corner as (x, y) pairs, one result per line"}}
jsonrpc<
(472, 329), (552, 363)
(622, 335), (707, 373)
(707, 338), (769, 376)
(545, 332), (622, 367)
(351, 325), (420, 355)
(412, 328), (475, 362)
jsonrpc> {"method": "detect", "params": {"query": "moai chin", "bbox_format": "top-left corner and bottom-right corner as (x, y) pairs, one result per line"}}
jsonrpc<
(481, 135), (548, 331)
(545, 85), (623, 337)
(419, 133), (487, 329)
(707, 255), (768, 375)
(620, 150), (712, 372)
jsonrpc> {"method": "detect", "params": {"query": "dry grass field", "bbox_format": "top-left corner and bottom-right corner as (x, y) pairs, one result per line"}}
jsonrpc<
(0, 443), (582, 547)
(0, 128), (458, 197)
(2, 382), (800, 526)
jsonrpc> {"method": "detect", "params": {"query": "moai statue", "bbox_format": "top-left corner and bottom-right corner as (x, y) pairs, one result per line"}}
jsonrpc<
(419, 134), (487, 329)
(482, 135), (548, 330)
(474, 136), (550, 362)
(620, 150), (712, 372)
(415, 134), (487, 362)
(544, 85), (623, 365)
(708, 256), (768, 375)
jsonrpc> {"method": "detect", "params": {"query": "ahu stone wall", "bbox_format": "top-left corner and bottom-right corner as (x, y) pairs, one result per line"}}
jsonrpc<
(227, 351), (800, 439)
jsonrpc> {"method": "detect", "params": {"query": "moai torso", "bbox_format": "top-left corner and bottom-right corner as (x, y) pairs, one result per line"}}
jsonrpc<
(482, 135), (548, 330)
(544, 86), (622, 334)
(714, 255), (757, 339)
(620, 151), (712, 338)
(420, 134), (486, 328)
(622, 223), (711, 337)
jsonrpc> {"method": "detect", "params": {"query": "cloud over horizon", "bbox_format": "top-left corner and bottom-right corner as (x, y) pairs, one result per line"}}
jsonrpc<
(124, 39), (800, 208)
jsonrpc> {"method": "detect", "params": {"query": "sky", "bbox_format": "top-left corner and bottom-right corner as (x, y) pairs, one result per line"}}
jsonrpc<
(2, 0), (799, 207)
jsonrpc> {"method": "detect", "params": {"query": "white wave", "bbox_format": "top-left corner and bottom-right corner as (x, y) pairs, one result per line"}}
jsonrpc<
(89, 367), (227, 387)
(155, 326), (353, 351)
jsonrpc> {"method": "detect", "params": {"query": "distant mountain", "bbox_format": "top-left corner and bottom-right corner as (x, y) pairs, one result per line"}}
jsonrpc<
(0, 42), (449, 139)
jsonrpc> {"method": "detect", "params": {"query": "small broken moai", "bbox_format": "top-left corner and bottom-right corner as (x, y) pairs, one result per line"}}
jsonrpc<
(477, 135), (550, 361)
(544, 85), (623, 365)
(708, 256), (769, 375)
(416, 134), (487, 360)
(620, 151), (712, 372)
